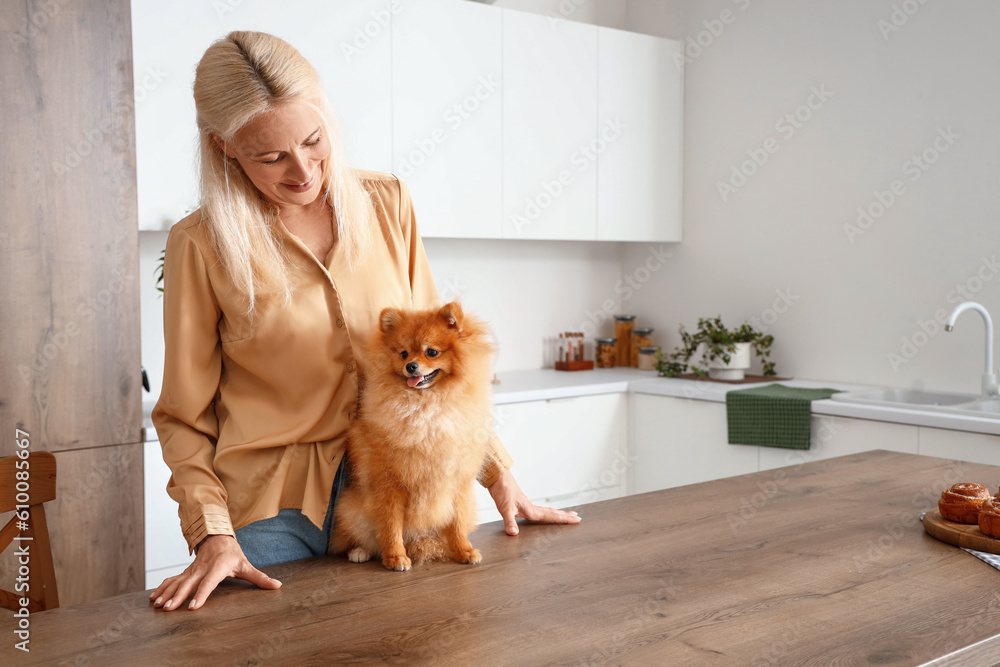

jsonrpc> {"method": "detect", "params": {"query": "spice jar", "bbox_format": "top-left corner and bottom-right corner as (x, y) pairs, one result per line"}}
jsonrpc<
(595, 338), (617, 368)
(637, 346), (658, 371)
(613, 315), (636, 367)
(630, 328), (654, 367)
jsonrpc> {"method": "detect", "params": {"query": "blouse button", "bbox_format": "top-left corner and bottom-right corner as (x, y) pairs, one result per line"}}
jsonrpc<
(336, 318), (344, 328)
(346, 363), (355, 373)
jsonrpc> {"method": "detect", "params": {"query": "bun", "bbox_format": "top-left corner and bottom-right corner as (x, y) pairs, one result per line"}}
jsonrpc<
(938, 483), (991, 524)
(980, 497), (1000, 538)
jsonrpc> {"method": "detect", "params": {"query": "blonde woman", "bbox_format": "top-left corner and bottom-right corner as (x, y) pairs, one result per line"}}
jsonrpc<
(150, 31), (579, 612)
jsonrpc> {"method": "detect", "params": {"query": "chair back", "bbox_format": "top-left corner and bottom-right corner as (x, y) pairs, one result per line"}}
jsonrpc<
(0, 451), (59, 612)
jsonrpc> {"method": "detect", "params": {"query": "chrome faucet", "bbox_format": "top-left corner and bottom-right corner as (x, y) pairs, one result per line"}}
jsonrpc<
(945, 301), (999, 397)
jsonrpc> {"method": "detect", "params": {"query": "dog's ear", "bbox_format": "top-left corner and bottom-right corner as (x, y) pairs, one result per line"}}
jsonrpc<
(379, 308), (403, 333)
(438, 302), (464, 331)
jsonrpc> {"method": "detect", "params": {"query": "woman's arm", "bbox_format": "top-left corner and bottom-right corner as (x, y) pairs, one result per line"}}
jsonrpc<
(150, 220), (276, 610)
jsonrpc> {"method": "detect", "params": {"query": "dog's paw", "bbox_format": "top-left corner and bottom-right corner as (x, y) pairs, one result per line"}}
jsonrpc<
(347, 547), (371, 563)
(456, 548), (482, 565)
(382, 554), (412, 571)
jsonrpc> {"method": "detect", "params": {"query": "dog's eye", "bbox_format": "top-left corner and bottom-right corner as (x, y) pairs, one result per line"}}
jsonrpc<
(400, 350), (408, 360)
(426, 348), (439, 358)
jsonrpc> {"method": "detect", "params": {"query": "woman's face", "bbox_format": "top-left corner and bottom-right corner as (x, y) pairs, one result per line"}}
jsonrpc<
(222, 101), (330, 211)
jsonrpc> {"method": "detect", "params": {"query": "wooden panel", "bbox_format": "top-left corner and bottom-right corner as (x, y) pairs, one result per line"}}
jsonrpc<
(0, 0), (143, 455)
(0, 444), (144, 607)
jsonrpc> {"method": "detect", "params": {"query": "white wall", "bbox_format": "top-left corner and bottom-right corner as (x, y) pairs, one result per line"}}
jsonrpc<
(624, 0), (1000, 394)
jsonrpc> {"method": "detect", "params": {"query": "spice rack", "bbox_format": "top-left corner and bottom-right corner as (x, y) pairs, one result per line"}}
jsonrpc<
(554, 332), (594, 371)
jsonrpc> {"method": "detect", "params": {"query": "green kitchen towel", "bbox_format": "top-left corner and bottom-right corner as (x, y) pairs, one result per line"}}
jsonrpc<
(726, 384), (842, 450)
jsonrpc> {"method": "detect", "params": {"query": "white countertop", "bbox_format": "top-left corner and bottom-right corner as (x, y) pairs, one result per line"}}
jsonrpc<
(490, 368), (1000, 436)
(142, 368), (1000, 441)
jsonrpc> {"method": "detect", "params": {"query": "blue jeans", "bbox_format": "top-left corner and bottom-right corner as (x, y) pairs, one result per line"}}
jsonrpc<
(233, 456), (350, 568)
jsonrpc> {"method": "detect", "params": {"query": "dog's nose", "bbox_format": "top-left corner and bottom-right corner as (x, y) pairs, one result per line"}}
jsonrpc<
(405, 361), (419, 375)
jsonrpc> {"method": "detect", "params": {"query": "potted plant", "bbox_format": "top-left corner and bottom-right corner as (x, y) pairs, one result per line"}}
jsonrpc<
(656, 316), (776, 380)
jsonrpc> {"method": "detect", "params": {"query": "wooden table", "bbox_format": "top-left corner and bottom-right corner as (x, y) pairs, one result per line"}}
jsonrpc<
(6, 450), (1000, 666)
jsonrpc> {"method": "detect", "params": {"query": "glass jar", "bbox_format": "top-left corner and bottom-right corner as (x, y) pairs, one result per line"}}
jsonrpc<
(595, 338), (617, 368)
(613, 315), (636, 367)
(631, 328), (654, 367)
(637, 346), (658, 371)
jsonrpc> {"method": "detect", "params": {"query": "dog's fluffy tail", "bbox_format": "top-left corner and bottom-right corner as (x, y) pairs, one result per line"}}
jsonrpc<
(407, 534), (449, 563)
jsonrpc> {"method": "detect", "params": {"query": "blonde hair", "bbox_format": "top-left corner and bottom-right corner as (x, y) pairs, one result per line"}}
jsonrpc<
(193, 30), (375, 314)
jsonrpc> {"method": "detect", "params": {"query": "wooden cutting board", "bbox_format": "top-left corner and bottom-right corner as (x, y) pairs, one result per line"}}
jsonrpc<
(922, 509), (1000, 554)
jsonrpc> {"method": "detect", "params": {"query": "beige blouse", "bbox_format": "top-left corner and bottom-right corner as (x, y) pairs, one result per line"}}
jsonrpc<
(152, 170), (513, 553)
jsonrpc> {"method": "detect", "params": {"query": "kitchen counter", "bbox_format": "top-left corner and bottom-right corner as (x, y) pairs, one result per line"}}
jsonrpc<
(493, 368), (1000, 436)
(9, 451), (1000, 665)
(142, 368), (1000, 441)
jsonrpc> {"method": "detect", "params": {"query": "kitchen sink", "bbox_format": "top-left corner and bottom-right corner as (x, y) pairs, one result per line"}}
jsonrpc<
(830, 388), (981, 409)
(951, 399), (1000, 414)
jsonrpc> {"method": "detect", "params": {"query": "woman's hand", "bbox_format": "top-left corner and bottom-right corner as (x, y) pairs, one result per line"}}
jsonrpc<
(149, 534), (280, 611)
(488, 469), (582, 536)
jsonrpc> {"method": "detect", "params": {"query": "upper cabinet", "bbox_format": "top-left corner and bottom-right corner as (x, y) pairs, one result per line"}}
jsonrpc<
(596, 27), (683, 242)
(132, 1), (682, 242)
(392, 0), (503, 238)
(501, 11), (598, 241)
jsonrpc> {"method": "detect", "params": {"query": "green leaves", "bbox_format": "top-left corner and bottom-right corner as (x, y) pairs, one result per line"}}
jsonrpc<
(655, 315), (778, 378)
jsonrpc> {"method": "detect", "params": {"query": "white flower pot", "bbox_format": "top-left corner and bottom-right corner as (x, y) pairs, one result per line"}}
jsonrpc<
(704, 342), (752, 381)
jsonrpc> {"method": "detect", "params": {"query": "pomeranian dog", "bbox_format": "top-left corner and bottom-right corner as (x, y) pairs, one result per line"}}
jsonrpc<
(331, 301), (495, 571)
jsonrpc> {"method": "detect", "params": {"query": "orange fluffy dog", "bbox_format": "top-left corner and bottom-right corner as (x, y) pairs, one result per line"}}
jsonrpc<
(331, 302), (495, 571)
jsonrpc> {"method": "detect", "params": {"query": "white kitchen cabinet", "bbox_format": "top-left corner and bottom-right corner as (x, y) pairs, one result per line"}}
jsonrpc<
(596, 27), (683, 242)
(631, 394), (759, 494)
(392, 0), (503, 238)
(757, 413), (919, 471)
(475, 393), (628, 523)
(631, 395), (920, 493)
(143, 438), (194, 589)
(131, 0), (393, 231)
(501, 9), (599, 240)
(918, 427), (1000, 466)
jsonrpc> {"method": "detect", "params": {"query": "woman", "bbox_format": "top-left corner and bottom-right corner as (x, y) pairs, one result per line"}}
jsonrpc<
(150, 31), (579, 612)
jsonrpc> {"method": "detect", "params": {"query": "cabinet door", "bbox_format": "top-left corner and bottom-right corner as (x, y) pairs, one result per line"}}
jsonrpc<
(392, 0), (503, 238)
(757, 414), (919, 471)
(631, 394), (759, 493)
(475, 393), (627, 523)
(918, 427), (1000, 467)
(502, 9), (598, 240)
(596, 28), (683, 242)
(132, 0), (394, 230)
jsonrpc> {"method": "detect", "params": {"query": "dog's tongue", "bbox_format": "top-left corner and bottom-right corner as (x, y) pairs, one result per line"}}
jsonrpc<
(407, 375), (424, 388)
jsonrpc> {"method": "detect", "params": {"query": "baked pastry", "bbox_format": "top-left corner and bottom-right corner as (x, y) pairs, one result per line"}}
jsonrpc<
(938, 483), (991, 524)
(979, 497), (1000, 538)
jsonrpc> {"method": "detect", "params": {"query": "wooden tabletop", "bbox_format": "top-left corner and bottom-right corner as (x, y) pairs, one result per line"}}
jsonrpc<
(6, 450), (1000, 666)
